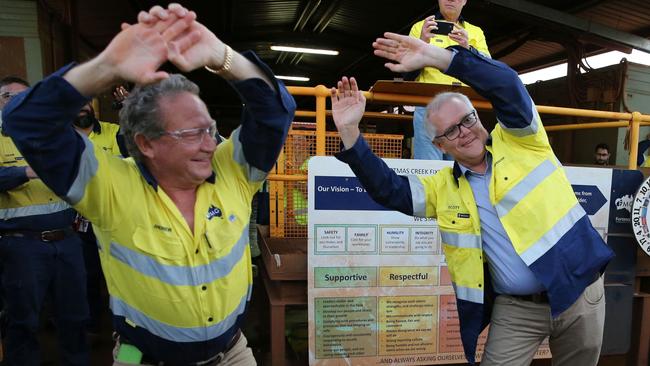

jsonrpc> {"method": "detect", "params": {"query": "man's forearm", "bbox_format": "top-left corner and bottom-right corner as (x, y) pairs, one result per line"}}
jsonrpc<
(339, 126), (360, 150)
(0, 166), (29, 192)
(2, 67), (88, 197)
(336, 137), (414, 215)
(207, 44), (275, 90)
(234, 52), (296, 172)
(445, 46), (533, 129)
(423, 45), (454, 73)
(64, 55), (119, 97)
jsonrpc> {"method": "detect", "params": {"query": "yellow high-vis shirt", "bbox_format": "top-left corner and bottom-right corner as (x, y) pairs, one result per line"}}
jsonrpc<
(88, 121), (122, 156)
(409, 18), (490, 86)
(72, 128), (259, 342)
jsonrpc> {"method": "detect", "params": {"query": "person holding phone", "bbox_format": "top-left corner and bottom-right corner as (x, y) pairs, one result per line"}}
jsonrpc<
(406, 0), (490, 160)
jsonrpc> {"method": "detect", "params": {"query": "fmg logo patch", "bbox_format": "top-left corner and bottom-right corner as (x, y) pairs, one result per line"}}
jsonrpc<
(206, 205), (222, 220)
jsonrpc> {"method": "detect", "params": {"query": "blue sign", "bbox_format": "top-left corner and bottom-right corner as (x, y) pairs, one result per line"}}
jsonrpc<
(572, 184), (607, 215)
(314, 176), (390, 211)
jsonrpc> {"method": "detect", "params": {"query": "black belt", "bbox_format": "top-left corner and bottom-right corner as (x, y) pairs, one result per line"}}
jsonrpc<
(508, 272), (601, 304)
(141, 329), (242, 366)
(0, 227), (75, 242)
(510, 291), (549, 303)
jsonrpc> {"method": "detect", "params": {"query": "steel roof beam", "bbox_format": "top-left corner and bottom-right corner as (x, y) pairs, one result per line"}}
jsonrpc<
(487, 0), (650, 53)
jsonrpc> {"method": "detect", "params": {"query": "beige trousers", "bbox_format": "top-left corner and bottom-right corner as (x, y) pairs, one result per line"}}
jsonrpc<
(481, 276), (605, 366)
(112, 332), (256, 366)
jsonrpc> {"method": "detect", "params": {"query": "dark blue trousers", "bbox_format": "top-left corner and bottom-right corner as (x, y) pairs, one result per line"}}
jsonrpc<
(79, 228), (104, 333)
(0, 234), (89, 366)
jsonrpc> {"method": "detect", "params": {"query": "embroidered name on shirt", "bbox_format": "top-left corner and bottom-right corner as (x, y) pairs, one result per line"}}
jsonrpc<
(457, 213), (470, 219)
(153, 224), (172, 232)
(207, 205), (222, 220)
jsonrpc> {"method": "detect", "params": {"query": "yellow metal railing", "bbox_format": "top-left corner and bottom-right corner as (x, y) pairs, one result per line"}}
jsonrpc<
(276, 85), (650, 171)
(266, 85), (650, 238)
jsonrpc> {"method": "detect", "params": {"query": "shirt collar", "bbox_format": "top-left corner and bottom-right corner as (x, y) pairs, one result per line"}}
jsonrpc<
(458, 152), (492, 177)
(435, 10), (465, 23)
(135, 160), (216, 191)
(452, 136), (493, 182)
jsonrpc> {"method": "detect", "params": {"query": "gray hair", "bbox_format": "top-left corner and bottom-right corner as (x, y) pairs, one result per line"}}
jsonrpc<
(424, 92), (473, 140)
(119, 74), (200, 162)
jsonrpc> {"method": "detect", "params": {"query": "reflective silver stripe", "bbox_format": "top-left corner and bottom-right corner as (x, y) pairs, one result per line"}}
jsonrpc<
(495, 159), (557, 217)
(408, 175), (426, 217)
(110, 226), (249, 286)
(0, 201), (71, 220)
(452, 282), (483, 303)
(520, 203), (586, 265)
(109, 285), (251, 342)
(230, 127), (267, 183)
(66, 134), (99, 205)
(498, 99), (539, 137)
(440, 230), (481, 249)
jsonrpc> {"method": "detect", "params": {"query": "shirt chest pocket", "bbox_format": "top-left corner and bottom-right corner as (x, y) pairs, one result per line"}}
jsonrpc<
(132, 226), (187, 261)
(204, 221), (244, 258)
(436, 210), (473, 232)
(129, 227), (191, 303)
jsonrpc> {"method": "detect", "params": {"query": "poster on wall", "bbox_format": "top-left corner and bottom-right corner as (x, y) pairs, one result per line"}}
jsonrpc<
(307, 156), (612, 366)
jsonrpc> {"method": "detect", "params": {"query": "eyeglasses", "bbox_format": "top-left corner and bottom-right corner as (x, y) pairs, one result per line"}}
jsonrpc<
(0, 92), (19, 100)
(433, 110), (478, 141)
(158, 121), (218, 145)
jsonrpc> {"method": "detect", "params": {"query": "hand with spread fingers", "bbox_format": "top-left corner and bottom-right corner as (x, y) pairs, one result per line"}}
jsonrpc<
(63, 3), (197, 95)
(330, 76), (365, 149)
(373, 32), (453, 74)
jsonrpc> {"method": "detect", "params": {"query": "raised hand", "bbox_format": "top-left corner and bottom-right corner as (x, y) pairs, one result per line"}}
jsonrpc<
(135, 3), (211, 72)
(373, 32), (453, 74)
(419, 15), (438, 43)
(99, 23), (172, 84)
(112, 85), (129, 102)
(167, 20), (223, 72)
(331, 77), (365, 149)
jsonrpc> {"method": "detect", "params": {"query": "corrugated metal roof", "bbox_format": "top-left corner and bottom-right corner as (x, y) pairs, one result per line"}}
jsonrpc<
(53, 0), (649, 104)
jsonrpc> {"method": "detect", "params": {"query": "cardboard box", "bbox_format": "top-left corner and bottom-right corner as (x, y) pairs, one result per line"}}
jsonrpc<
(259, 226), (307, 281)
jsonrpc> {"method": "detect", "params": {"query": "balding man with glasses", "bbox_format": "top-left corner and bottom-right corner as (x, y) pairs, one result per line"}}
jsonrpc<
(329, 33), (611, 366)
(2, 3), (295, 365)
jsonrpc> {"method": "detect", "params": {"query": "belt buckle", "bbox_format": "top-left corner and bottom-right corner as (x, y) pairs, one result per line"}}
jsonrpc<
(40, 230), (60, 242)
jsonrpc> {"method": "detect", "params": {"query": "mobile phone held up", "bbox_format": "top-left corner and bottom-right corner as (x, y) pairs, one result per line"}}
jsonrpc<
(431, 20), (454, 35)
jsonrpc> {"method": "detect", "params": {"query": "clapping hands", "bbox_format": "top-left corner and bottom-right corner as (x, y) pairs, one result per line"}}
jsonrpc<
(99, 3), (224, 85)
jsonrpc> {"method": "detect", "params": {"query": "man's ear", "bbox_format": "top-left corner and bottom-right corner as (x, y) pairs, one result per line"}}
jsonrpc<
(134, 133), (155, 159)
(434, 140), (447, 154)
